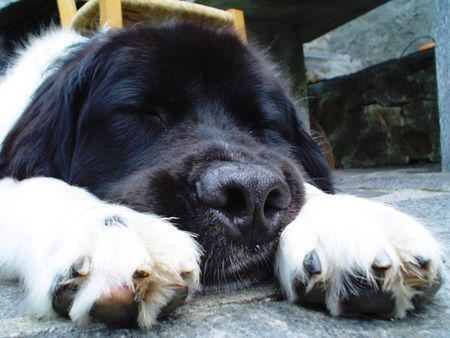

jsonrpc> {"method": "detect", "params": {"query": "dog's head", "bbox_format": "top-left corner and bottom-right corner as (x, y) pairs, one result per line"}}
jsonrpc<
(0, 23), (332, 289)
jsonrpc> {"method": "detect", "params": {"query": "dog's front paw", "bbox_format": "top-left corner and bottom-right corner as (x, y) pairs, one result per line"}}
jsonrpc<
(275, 187), (444, 318)
(42, 208), (201, 328)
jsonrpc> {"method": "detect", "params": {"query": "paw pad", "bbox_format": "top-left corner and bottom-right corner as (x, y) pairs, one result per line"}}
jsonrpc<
(90, 285), (138, 327)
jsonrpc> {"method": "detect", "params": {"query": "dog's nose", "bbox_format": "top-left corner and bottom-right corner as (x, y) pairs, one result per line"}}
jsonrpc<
(196, 163), (291, 247)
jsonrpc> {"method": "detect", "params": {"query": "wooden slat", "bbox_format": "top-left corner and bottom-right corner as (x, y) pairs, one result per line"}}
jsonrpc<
(56, 0), (77, 29)
(226, 8), (247, 44)
(99, 0), (123, 29)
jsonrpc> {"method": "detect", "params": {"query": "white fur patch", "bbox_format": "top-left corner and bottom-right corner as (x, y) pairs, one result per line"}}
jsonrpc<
(0, 177), (201, 327)
(275, 183), (444, 318)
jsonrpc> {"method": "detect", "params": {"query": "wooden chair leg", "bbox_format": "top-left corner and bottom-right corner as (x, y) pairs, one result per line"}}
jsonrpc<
(99, 0), (123, 29)
(226, 8), (247, 44)
(56, 0), (77, 29)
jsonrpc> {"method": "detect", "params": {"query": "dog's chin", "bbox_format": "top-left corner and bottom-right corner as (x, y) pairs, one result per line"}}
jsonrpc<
(200, 239), (278, 291)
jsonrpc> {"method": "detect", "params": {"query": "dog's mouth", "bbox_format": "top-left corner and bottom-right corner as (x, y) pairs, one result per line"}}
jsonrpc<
(199, 232), (280, 290)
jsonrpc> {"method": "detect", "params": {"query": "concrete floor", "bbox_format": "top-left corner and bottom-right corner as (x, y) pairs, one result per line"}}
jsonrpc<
(1, 165), (449, 337)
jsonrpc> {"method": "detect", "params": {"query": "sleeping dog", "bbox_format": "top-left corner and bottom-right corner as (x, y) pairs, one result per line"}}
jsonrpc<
(0, 23), (443, 328)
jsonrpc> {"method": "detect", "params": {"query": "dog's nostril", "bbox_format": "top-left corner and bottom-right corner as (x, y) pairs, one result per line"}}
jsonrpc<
(265, 186), (290, 209)
(221, 188), (247, 219)
(264, 187), (290, 220)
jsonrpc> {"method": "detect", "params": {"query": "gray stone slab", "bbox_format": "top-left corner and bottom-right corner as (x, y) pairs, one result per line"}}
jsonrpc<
(304, 0), (434, 76)
(1, 165), (449, 337)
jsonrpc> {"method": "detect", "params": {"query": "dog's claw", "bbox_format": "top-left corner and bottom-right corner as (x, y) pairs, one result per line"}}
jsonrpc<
(372, 250), (392, 271)
(303, 250), (322, 275)
(292, 250), (324, 306)
(180, 269), (197, 285)
(71, 256), (91, 277)
(414, 255), (430, 269)
(133, 265), (151, 279)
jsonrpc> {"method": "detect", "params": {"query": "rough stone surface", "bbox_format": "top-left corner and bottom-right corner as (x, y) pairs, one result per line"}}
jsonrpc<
(434, 0), (450, 172)
(308, 50), (440, 168)
(1, 165), (449, 337)
(304, 0), (434, 78)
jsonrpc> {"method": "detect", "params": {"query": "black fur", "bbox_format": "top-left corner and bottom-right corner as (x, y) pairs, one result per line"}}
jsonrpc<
(0, 23), (333, 289)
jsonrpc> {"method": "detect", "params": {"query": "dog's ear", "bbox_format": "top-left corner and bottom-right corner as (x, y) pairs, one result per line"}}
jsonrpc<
(289, 104), (334, 194)
(0, 42), (98, 181)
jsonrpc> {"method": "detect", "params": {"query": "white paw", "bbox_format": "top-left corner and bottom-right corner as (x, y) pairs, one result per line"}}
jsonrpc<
(31, 205), (201, 328)
(275, 184), (444, 318)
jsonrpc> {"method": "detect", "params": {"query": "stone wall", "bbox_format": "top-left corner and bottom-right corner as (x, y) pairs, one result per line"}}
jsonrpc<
(308, 49), (440, 168)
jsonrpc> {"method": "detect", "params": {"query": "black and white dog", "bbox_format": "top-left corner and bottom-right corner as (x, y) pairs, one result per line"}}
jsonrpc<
(0, 23), (443, 328)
